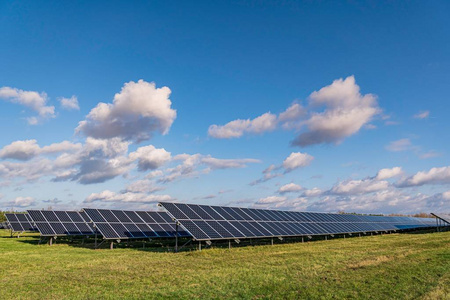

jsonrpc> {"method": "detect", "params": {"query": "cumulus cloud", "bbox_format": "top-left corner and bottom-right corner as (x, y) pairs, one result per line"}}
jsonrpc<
(282, 152), (314, 172)
(84, 190), (172, 204)
(375, 167), (403, 180)
(330, 179), (389, 195)
(301, 187), (323, 197)
(278, 183), (302, 194)
(76, 80), (176, 142)
(413, 110), (430, 119)
(250, 152), (313, 185)
(0, 86), (55, 124)
(158, 154), (259, 183)
(59, 96), (79, 110)
(256, 196), (288, 204)
(4, 196), (36, 208)
(278, 103), (306, 130)
(129, 145), (171, 171)
(0, 140), (81, 161)
(249, 164), (282, 186)
(292, 76), (380, 147)
(123, 179), (164, 194)
(397, 166), (450, 187)
(208, 76), (379, 147)
(208, 112), (277, 138)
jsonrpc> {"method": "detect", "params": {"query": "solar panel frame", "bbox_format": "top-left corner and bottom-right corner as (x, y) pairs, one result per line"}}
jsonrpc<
(26, 210), (95, 237)
(5, 213), (38, 232)
(432, 213), (450, 225)
(82, 208), (190, 240)
(159, 202), (438, 241)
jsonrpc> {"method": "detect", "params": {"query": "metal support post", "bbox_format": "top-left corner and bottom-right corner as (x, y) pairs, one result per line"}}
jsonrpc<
(49, 237), (53, 246)
(271, 238), (274, 246)
(110, 241), (114, 250)
(175, 223), (179, 253)
(228, 240), (231, 249)
(95, 231), (98, 248)
(198, 241), (201, 251)
(325, 235), (327, 241)
(302, 236), (304, 243)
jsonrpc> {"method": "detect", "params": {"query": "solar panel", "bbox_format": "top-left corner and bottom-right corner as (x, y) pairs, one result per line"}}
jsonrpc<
(82, 209), (190, 240)
(159, 202), (437, 241)
(0, 221), (9, 229)
(5, 213), (38, 232)
(431, 213), (450, 225)
(27, 210), (95, 237)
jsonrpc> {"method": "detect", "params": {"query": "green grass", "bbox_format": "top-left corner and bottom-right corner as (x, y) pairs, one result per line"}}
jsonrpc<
(0, 230), (449, 299)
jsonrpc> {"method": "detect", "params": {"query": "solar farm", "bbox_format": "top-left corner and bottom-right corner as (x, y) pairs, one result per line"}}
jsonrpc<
(1, 204), (449, 298)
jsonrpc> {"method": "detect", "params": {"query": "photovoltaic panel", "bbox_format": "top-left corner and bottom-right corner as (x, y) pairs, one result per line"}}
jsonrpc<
(5, 213), (37, 232)
(82, 208), (190, 240)
(27, 210), (95, 237)
(431, 213), (450, 225)
(159, 202), (437, 241)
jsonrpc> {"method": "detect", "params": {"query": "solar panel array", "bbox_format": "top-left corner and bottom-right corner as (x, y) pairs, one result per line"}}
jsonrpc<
(5, 213), (37, 232)
(0, 221), (9, 229)
(432, 213), (450, 225)
(159, 202), (437, 241)
(27, 210), (95, 237)
(82, 208), (190, 240)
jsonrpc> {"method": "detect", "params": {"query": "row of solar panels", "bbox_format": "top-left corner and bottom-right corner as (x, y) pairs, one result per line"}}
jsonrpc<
(3, 204), (441, 242)
(158, 202), (438, 241)
(5, 209), (189, 239)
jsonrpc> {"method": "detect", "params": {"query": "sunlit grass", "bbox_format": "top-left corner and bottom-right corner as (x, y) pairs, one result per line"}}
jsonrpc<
(0, 230), (449, 299)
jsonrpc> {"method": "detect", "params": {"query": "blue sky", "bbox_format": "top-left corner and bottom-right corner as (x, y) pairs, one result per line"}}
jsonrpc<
(0, 1), (449, 214)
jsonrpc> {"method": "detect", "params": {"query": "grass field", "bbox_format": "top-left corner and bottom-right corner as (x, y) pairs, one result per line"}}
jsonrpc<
(0, 230), (449, 299)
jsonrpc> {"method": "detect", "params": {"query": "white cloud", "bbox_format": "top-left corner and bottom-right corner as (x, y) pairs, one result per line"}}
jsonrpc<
(158, 154), (259, 183)
(278, 103), (306, 130)
(0, 140), (41, 160)
(76, 80), (176, 142)
(0, 86), (55, 124)
(84, 190), (172, 204)
(302, 187), (323, 197)
(201, 156), (260, 169)
(419, 151), (441, 159)
(208, 112), (277, 138)
(59, 96), (79, 110)
(282, 152), (314, 172)
(0, 140), (81, 161)
(123, 179), (164, 194)
(413, 110), (430, 119)
(256, 195), (287, 204)
(5, 196), (36, 208)
(249, 164), (282, 186)
(129, 145), (171, 171)
(208, 76), (378, 147)
(385, 138), (416, 152)
(278, 183), (302, 194)
(397, 166), (450, 187)
(330, 179), (389, 195)
(375, 167), (403, 180)
(292, 76), (380, 147)
(250, 152), (313, 185)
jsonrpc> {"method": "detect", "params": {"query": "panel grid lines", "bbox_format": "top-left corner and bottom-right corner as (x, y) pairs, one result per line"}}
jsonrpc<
(27, 210), (95, 237)
(82, 209), (190, 240)
(5, 213), (38, 232)
(159, 202), (437, 241)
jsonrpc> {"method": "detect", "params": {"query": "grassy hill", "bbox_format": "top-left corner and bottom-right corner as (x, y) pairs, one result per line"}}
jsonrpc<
(0, 230), (449, 299)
